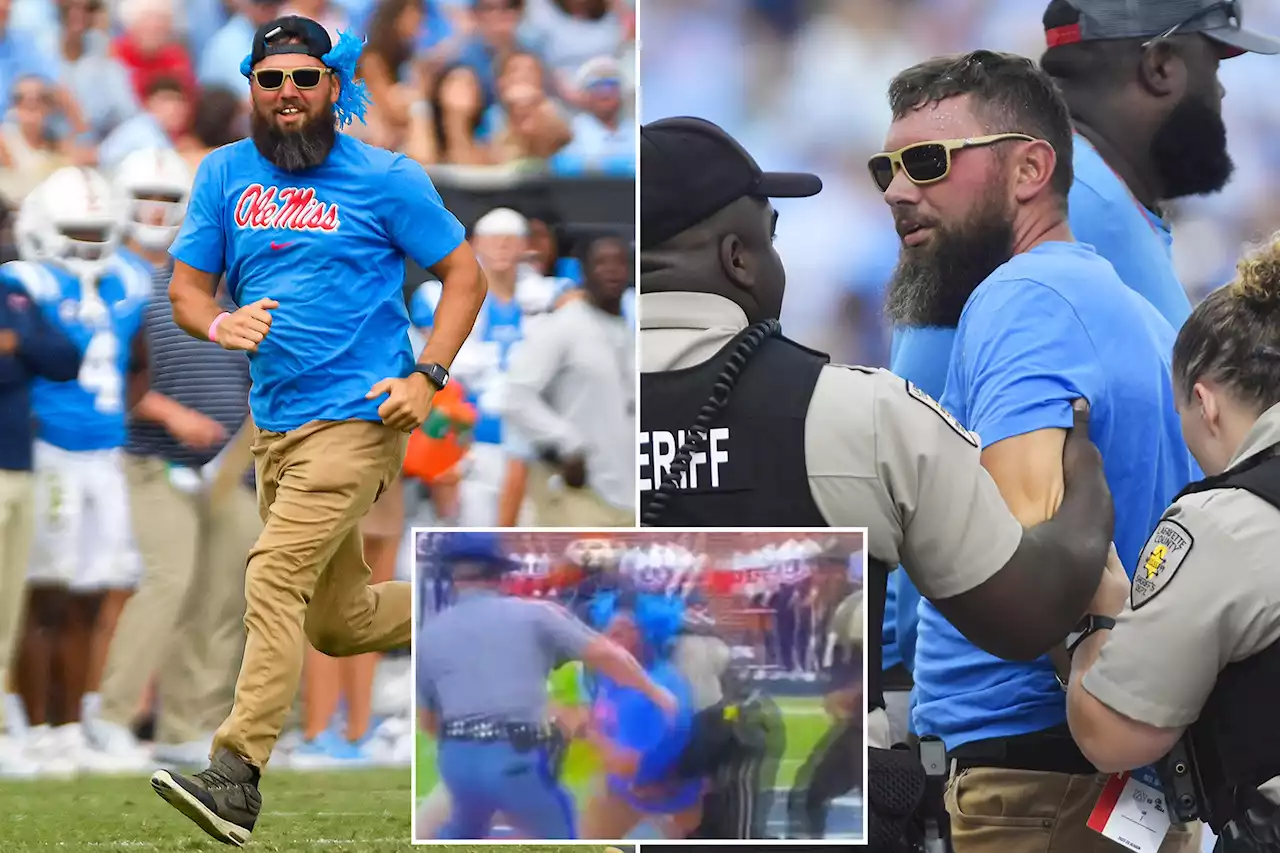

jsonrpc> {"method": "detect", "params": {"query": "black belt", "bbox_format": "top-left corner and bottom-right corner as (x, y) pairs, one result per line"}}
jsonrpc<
(441, 719), (554, 746)
(949, 724), (1098, 776)
(883, 663), (914, 693)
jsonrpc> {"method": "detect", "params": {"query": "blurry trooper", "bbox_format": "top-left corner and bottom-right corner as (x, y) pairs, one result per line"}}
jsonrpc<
(0, 189), (82, 778)
(410, 207), (558, 527)
(1065, 241), (1280, 853)
(85, 148), (258, 770)
(789, 552), (864, 838)
(415, 532), (676, 838)
(7, 166), (151, 776)
(504, 235), (635, 527)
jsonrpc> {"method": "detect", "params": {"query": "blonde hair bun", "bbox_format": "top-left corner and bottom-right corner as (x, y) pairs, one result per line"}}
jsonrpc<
(1233, 232), (1280, 314)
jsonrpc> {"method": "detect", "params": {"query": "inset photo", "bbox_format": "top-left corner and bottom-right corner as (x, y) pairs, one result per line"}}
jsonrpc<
(412, 528), (866, 842)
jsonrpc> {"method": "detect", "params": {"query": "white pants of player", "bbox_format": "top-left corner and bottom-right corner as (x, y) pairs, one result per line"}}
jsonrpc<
(457, 442), (506, 528)
(28, 440), (140, 591)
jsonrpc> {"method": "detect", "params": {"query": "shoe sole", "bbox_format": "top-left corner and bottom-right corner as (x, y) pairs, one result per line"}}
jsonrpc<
(150, 770), (253, 847)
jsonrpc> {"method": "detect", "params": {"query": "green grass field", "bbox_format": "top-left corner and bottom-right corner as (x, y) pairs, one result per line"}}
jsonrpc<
(0, 768), (411, 851)
(414, 695), (831, 805)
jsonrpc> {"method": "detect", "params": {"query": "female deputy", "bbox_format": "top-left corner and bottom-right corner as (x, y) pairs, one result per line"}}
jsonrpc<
(579, 590), (702, 839)
(1065, 235), (1280, 840)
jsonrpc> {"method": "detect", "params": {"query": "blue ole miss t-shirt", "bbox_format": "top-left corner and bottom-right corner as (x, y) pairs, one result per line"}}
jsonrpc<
(170, 134), (466, 432)
(911, 240), (1198, 749)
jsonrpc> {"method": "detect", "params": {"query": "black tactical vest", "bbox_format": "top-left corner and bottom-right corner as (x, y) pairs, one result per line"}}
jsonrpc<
(639, 327), (829, 526)
(1167, 452), (1280, 832)
(866, 557), (891, 713)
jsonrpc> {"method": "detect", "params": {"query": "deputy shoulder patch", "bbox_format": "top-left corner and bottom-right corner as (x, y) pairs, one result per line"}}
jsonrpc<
(1131, 519), (1194, 610)
(905, 379), (979, 447)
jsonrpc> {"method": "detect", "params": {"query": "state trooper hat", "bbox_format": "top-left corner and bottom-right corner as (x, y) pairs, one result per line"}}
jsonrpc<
(438, 532), (515, 577)
(1044, 0), (1280, 57)
(640, 116), (822, 250)
(247, 15), (333, 69)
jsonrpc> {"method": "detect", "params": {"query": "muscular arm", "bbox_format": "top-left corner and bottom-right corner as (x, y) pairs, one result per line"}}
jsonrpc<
(980, 429), (1066, 525)
(168, 262), (225, 341)
(417, 245), (486, 372)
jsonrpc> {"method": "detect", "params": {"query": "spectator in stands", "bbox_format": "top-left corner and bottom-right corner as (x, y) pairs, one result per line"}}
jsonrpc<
(559, 55), (632, 170)
(176, 86), (247, 172)
(281, 0), (350, 39)
(429, 64), (493, 164)
(97, 76), (189, 170)
(55, 0), (139, 142)
(493, 76), (571, 162)
(455, 0), (532, 103)
(112, 0), (195, 105)
(0, 76), (70, 208)
(523, 0), (625, 105)
(0, 0), (92, 159)
(198, 0), (285, 94)
(359, 0), (427, 146)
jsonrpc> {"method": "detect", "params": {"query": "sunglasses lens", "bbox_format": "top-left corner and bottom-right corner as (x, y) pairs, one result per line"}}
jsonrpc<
(901, 144), (949, 183)
(293, 69), (323, 88)
(869, 156), (895, 193)
(256, 70), (285, 89)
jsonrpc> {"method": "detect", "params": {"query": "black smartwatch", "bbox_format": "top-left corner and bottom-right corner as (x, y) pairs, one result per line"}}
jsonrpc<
(1066, 614), (1116, 657)
(411, 363), (450, 390)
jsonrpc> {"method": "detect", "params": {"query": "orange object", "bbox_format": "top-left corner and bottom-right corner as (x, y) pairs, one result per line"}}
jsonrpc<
(402, 380), (476, 485)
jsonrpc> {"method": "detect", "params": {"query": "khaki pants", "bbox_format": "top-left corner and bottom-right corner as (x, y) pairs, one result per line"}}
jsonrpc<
(213, 420), (411, 768)
(98, 456), (260, 743)
(0, 470), (34, 730)
(946, 766), (1202, 853)
(526, 461), (634, 527)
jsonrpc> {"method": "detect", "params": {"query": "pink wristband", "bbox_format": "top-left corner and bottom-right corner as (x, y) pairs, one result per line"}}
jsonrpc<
(208, 312), (230, 342)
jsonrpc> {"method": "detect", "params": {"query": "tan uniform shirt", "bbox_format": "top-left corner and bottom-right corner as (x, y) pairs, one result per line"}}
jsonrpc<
(1085, 402), (1280, 728)
(641, 291), (1023, 601)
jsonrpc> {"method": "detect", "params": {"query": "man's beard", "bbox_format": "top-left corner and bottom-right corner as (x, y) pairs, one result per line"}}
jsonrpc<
(1150, 93), (1234, 200)
(251, 104), (336, 172)
(885, 188), (1016, 328)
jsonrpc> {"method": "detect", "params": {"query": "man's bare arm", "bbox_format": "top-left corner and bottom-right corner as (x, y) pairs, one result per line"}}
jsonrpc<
(419, 242), (487, 370)
(168, 261), (225, 341)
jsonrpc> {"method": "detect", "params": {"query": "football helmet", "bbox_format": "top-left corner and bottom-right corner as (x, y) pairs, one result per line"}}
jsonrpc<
(112, 147), (191, 251)
(14, 188), (50, 262)
(29, 166), (123, 281)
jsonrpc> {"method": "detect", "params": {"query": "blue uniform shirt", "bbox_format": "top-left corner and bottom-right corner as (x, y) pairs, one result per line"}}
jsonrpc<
(911, 241), (1197, 748)
(885, 134), (1194, 682)
(411, 282), (523, 445)
(170, 135), (465, 432)
(4, 258), (149, 452)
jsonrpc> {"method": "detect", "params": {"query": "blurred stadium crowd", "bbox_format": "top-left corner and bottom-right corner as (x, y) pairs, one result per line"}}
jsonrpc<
(0, 0), (635, 780)
(415, 530), (866, 839)
(640, 0), (1280, 366)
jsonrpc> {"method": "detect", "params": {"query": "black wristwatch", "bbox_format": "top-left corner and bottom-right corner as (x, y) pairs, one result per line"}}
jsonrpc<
(411, 363), (450, 390)
(1066, 614), (1116, 657)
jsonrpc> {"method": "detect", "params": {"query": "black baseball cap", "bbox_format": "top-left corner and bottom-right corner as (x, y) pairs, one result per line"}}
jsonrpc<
(640, 116), (822, 250)
(247, 15), (333, 70)
(1045, 0), (1280, 57)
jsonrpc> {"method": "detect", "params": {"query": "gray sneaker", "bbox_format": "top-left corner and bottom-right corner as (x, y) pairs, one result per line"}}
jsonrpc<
(150, 747), (261, 846)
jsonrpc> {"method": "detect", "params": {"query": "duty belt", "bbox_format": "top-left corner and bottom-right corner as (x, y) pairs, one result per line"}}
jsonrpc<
(440, 719), (554, 747)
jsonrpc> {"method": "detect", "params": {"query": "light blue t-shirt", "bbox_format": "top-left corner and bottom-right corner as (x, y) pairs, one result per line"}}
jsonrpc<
(910, 241), (1198, 749)
(886, 134), (1194, 684)
(4, 257), (149, 452)
(170, 134), (465, 432)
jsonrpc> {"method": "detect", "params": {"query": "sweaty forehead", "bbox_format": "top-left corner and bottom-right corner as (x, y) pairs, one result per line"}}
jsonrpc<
(883, 93), (988, 151)
(256, 53), (327, 71)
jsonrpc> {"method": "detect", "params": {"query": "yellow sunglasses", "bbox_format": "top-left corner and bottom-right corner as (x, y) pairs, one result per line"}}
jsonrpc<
(868, 133), (1037, 193)
(251, 67), (332, 91)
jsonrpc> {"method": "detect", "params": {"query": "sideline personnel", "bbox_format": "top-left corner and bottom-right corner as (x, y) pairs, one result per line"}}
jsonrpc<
(152, 15), (486, 845)
(638, 117), (1122, 848)
(417, 532), (677, 839)
(1067, 238), (1280, 850)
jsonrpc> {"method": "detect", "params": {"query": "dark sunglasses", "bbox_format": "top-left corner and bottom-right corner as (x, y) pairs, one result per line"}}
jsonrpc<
(251, 67), (330, 91)
(1142, 0), (1239, 48)
(867, 133), (1036, 193)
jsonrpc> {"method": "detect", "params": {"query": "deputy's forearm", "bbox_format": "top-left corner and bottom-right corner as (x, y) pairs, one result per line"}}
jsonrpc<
(582, 636), (664, 704)
(419, 266), (487, 369)
(169, 274), (225, 342)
